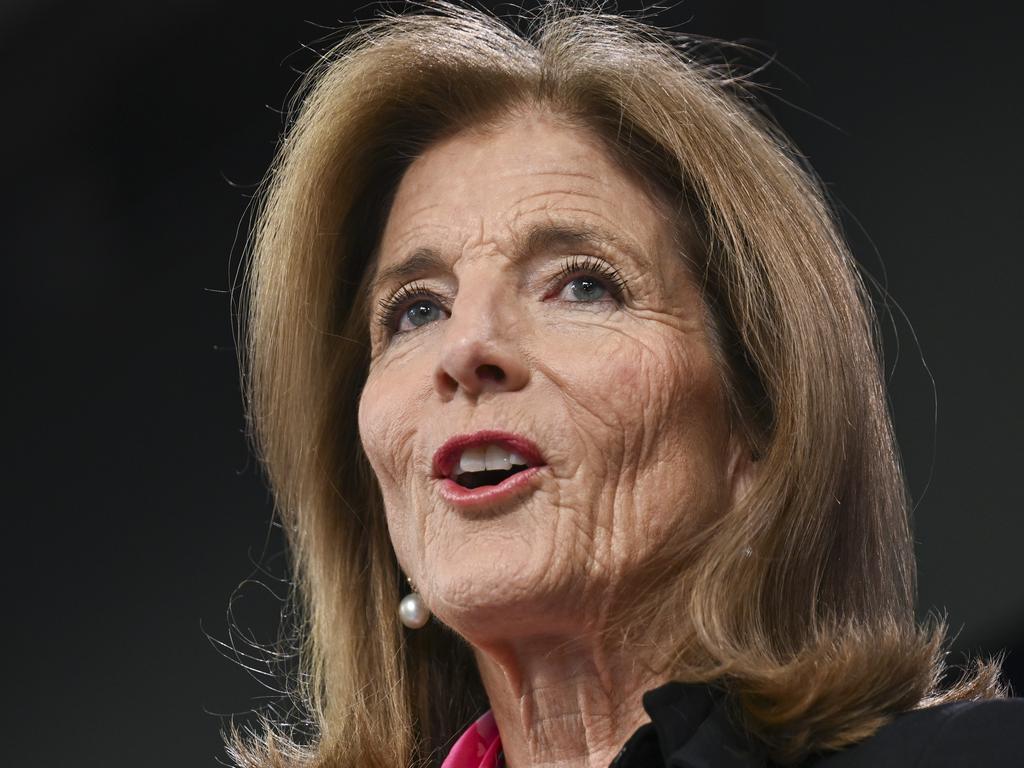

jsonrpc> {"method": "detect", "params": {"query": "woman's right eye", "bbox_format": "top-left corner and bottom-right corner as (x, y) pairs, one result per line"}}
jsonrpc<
(375, 283), (449, 337)
(396, 299), (445, 332)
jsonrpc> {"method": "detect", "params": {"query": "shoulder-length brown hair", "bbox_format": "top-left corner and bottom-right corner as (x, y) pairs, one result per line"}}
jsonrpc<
(231, 2), (1003, 766)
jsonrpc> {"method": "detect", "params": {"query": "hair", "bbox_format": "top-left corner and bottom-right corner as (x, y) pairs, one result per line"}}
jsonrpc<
(229, 2), (1005, 766)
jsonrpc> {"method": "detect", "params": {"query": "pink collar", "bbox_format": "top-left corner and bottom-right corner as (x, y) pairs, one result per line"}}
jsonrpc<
(441, 710), (503, 768)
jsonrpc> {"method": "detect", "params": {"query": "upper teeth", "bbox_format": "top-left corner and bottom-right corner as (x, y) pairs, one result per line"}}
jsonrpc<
(456, 444), (529, 475)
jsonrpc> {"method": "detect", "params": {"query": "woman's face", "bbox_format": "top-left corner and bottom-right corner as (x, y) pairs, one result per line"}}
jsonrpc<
(358, 111), (748, 640)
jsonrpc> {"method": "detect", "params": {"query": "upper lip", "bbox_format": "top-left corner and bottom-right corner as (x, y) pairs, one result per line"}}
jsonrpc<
(433, 430), (546, 479)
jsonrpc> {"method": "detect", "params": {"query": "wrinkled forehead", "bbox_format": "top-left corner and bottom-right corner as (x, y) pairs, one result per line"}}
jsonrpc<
(370, 113), (690, 286)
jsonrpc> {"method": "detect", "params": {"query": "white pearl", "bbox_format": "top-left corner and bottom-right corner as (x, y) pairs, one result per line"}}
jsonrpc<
(399, 592), (430, 629)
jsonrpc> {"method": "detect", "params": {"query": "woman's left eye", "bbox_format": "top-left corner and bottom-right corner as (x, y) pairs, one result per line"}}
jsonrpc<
(551, 255), (628, 304)
(559, 275), (610, 302)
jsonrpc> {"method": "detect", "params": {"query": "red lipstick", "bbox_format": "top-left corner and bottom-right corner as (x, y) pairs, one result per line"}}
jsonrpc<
(432, 430), (546, 479)
(432, 430), (547, 511)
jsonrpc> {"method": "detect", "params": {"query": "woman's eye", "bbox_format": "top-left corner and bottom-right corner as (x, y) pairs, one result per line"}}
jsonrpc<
(375, 283), (449, 338)
(397, 299), (445, 332)
(559, 276), (610, 303)
(550, 255), (628, 306)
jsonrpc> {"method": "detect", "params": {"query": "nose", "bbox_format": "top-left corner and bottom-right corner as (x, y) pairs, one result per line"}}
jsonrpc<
(434, 282), (530, 400)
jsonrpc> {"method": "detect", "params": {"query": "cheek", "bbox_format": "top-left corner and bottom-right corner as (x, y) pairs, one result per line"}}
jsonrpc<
(357, 367), (419, 495)
(357, 370), (390, 485)
(552, 329), (698, 448)
(549, 327), (728, 538)
(357, 368), (423, 566)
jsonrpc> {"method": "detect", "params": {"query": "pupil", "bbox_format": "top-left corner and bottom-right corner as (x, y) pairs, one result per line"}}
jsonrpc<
(407, 301), (438, 327)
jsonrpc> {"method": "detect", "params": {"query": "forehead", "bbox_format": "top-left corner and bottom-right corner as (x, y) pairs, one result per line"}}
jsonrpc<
(374, 113), (676, 272)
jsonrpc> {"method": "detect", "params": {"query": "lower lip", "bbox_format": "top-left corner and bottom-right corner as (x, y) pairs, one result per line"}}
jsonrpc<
(437, 466), (545, 510)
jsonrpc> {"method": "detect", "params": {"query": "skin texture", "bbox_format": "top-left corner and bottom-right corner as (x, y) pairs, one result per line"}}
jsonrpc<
(357, 110), (753, 768)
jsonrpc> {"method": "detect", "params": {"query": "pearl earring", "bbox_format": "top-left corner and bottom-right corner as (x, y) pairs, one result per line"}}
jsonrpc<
(398, 576), (430, 629)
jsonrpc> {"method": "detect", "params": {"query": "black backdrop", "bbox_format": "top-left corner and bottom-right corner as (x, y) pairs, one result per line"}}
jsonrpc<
(5, 1), (1022, 765)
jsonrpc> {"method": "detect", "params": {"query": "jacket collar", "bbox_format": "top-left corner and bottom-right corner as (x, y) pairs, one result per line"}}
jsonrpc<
(611, 681), (769, 768)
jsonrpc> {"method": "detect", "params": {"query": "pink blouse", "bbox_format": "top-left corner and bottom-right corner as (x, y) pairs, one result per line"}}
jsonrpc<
(441, 710), (504, 768)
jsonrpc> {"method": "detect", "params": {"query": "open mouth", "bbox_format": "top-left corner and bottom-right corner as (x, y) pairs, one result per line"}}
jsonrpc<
(454, 466), (529, 489)
(433, 430), (547, 501)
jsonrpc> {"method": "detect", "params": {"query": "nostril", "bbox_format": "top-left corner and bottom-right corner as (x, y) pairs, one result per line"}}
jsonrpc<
(436, 370), (459, 396)
(476, 364), (505, 382)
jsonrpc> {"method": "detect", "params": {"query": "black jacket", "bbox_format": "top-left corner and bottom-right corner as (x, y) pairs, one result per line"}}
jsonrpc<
(610, 681), (1024, 767)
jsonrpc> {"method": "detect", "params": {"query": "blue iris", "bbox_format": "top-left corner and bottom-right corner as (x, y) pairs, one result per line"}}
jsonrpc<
(406, 300), (442, 328)
(568, 277), (606, 301)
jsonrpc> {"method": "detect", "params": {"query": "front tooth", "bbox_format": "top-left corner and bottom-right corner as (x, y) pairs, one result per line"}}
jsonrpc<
(485, 444), (512, 471)
(458, 446), (487, 473)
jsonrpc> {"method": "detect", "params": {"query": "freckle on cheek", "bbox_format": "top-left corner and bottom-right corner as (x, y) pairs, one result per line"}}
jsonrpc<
(602, 360), (650, 408)
(610, 361), (641, 389)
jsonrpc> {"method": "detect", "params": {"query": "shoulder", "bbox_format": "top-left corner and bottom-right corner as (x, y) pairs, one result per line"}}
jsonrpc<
(810, 698), (1024, 767)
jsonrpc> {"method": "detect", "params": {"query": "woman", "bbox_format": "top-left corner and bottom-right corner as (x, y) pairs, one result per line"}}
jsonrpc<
(230, 2), (1022, 766)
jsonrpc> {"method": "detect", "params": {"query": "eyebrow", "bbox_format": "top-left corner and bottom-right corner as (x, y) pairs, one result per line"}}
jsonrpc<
(366, 247), (447, 307)
(365, 221), (643, 307)
(519, 222), (628, 261)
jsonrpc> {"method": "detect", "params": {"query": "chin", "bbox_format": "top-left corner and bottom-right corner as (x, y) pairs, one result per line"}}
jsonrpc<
(426, 547), (579, 639)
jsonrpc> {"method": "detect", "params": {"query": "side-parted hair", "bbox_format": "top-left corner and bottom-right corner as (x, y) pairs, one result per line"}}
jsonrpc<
(232, 2), (1004, 766)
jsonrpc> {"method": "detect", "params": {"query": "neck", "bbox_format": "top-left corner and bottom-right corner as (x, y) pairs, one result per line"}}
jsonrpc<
(472, 632), (667, 768)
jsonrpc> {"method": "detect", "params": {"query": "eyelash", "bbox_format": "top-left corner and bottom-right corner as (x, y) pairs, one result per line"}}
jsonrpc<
(374, 281), (441, 333)
(374, 255), (629, 335)
(554, 254), (629, 301)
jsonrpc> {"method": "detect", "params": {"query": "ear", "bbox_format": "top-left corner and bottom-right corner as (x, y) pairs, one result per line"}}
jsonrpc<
(725, 433), (758, 513)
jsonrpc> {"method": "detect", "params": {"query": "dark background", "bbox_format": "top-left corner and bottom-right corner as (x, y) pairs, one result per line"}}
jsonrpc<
(5, 1), (1022, 765)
